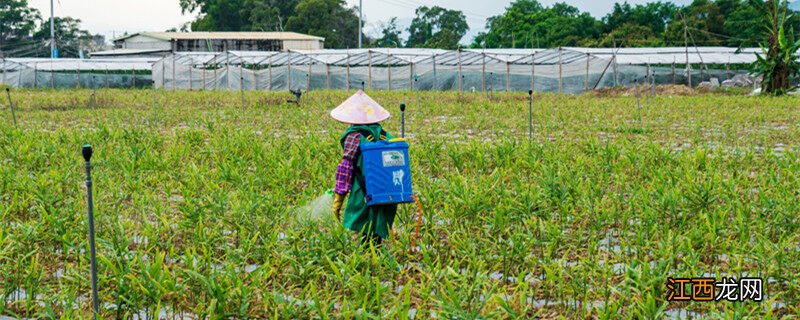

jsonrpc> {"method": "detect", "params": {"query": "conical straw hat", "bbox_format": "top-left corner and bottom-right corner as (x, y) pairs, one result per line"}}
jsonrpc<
(330, 90), (391, 124)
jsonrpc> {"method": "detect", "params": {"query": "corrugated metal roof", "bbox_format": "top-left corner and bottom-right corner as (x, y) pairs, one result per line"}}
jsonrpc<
(114, 32), (325, 42)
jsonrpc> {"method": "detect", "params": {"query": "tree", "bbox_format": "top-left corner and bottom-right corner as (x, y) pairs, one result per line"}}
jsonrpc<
(598, 23), (664, 47)
(0, 0), (41, 56)
(246, 0), (299, 31)
(373, 17), (403, 48)
(286, 0), (362, 49)
(664, 0), (726, 46)
(472, 0), (600, 48)
(406, 6), (468, 49)
(179, 0), (249, 31)
(33, 16), (93, 58)
(602, 2), (678, 36)
(751, 0), (800, 95)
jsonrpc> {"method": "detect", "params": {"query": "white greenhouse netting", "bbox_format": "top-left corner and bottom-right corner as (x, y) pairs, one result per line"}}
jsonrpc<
(1, 58), (156, 89)
(2, 47), (760, 91)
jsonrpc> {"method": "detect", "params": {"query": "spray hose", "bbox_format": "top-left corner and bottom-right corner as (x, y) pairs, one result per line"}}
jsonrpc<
(409, 195), (424, 252)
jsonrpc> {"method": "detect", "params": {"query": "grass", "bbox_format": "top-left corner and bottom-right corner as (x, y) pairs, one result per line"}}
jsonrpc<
(0, 88), (798, 318)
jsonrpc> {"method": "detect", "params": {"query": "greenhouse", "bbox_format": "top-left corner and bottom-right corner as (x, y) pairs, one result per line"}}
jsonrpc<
(2, 47), (760, 92)
(1, 58), (156, 89)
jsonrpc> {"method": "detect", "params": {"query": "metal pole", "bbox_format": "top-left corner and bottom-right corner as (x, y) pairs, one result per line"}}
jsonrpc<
(33, 63), (37, 89)
(306, 63), (311, 93)
(50, 0), (55, 58)
(400, 103), (406, 138)
(81, 145), (99, 320)
(6, 88), (17, 127)
(326, 64), (331, 89)
(645, 63), (650, 105)
(105, 67), (109, 88)
(528, 90), (532, 142)
(358, 0), (363, 49)
(346, 53), (351, 91)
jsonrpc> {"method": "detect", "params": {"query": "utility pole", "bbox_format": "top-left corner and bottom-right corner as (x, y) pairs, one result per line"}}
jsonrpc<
(50, 0), (56, 58)
(358, 0), (363, 49)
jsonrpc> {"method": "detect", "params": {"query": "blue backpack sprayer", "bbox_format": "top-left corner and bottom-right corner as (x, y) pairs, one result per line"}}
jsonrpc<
(360, 103), (424, 250)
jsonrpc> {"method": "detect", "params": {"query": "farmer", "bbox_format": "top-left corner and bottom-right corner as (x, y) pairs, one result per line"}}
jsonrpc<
(331, 90), (397, 246)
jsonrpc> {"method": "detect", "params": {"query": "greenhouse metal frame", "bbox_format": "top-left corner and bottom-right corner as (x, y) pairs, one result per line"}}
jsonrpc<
(2, 47), (759, 92)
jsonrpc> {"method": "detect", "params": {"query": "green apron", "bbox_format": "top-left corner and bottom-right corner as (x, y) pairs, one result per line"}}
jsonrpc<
(340, 124), (398, 239)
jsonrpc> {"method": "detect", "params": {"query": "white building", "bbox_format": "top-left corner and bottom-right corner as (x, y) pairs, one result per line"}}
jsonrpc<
(92, 32), (325, 57)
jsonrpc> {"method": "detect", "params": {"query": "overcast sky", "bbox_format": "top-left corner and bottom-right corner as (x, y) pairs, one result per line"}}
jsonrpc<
(27, 0), (693, 44)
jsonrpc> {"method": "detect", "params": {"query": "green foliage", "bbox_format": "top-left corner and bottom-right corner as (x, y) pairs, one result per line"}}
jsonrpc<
(373, 17), (403, 48)
(285, 0), (361, 49)
(751, 0), (800, 95)
(406, 6), (468, 49)
(597, 23), (664, 47)
(472, 1), (602, 48)
(0, 0), (40, 51)
(31, 17), (92, 58)
(0, 89), (798, 317)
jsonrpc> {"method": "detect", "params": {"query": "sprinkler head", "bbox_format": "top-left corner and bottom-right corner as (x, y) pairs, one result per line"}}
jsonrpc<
(400, 103), (406, 112)
(82, 144), (93, 162)
(528, 90), (533, 96)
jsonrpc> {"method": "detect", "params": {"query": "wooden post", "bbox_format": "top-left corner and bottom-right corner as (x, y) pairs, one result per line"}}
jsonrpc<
(172, 57), (177, 90)
(481, 52), (486, 94)
(409, 63), (413, 89)
(671, 60), (676, 85)
(268, 55), (273, 91)
(457, 50), (462, 93)
(506, 61), (510, 92)
(346, 54), (351, 91)
(388, 54), (392, 91)
(368, 50), (373, 90)
(189, 63), (193, 90)
(558, 47), (563, 94)
(432, 54), (437, 90)
(726, 60), (731, 80)
(326, 64), (331, 89)
(287, 52), (292, 90)
(585, 53), (590, 92)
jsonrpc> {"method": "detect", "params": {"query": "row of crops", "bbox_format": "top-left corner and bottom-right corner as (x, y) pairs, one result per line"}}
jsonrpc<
(0, 89), (798, 318)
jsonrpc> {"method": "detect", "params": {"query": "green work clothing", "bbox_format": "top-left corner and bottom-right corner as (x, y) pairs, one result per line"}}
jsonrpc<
(340, 124), (398, 239)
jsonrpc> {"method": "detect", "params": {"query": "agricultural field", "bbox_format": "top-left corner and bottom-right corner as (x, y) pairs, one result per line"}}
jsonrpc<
(0, 88), (798, 319)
